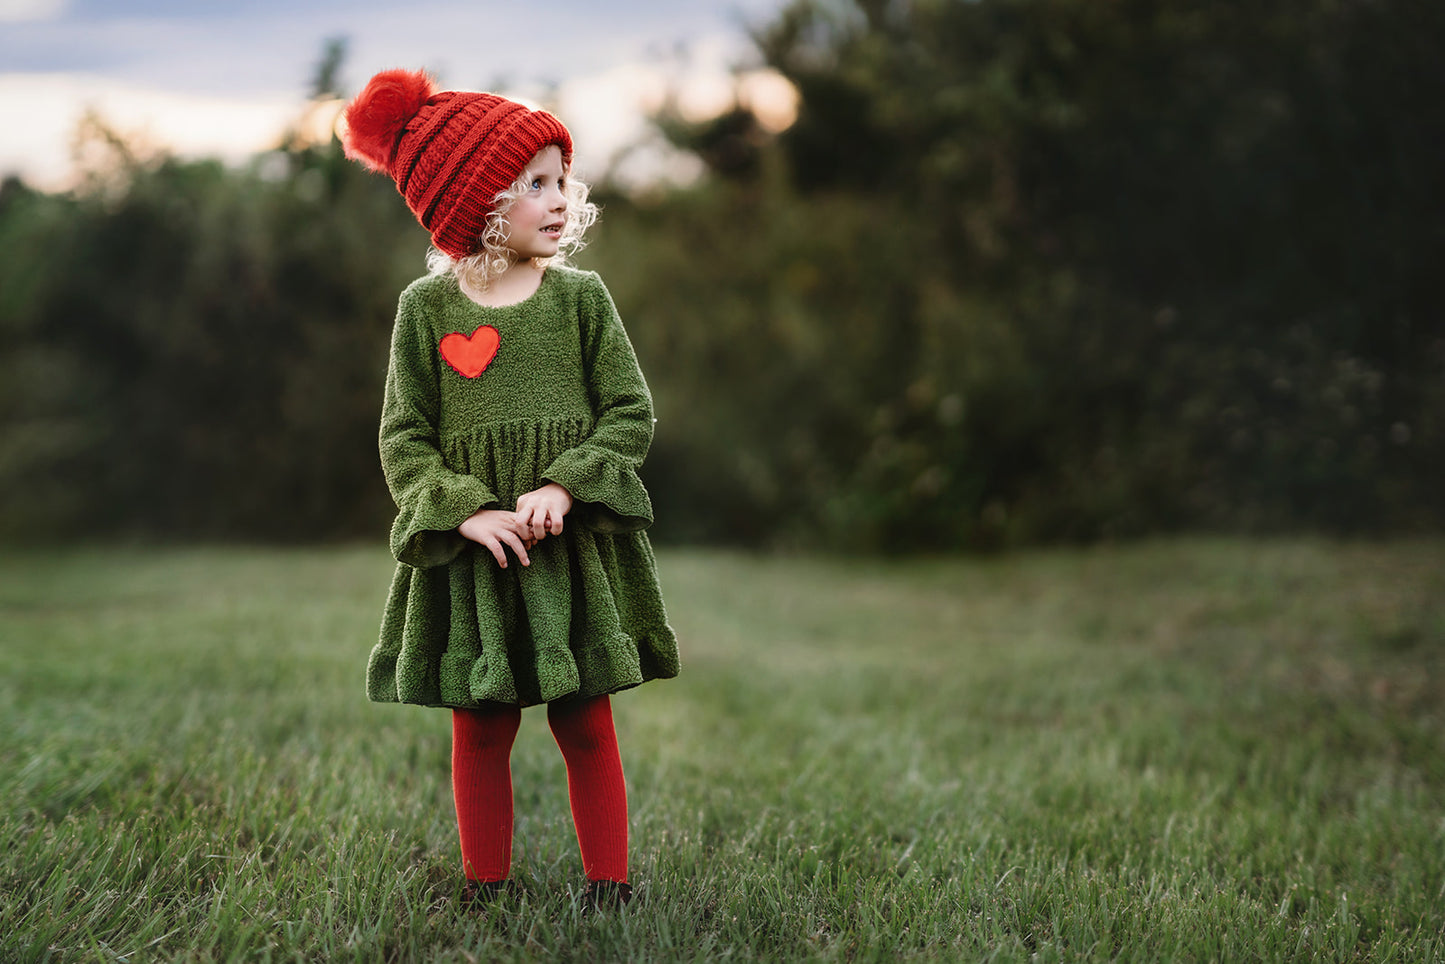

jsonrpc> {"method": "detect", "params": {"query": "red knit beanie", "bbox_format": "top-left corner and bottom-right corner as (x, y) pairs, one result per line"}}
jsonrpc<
(340, 68), (574, 259)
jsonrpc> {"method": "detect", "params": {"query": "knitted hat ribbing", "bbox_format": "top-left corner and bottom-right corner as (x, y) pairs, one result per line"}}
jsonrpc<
(340, 68), (573, 259)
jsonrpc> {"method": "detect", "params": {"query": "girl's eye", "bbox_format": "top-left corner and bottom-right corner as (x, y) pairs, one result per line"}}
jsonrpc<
(530, 178), (543, 191)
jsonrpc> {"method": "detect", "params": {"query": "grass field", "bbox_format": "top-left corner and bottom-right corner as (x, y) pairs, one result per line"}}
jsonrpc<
(1, 539), (1443, 962)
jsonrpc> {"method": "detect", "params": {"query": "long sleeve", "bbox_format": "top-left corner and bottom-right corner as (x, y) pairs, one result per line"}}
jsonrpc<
(380, 287), (499, 567)
(541, 275), (655, 534)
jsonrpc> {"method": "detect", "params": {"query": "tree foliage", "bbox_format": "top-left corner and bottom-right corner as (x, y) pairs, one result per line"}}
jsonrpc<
(0, 121), (427, 541)
(601, 0), (1445, 548)
(0, 0), (1441, 549)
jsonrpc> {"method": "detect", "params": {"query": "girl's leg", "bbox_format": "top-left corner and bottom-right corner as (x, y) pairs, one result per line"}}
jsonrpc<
(547, 695), (628, 883)
(451, 704), (523, 882)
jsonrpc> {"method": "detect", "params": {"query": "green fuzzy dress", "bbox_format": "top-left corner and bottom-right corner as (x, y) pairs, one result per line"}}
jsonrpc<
(368, 266), (680, 708)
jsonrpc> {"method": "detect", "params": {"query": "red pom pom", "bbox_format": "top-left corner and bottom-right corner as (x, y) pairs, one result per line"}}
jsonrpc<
(341, 68), (437, 173)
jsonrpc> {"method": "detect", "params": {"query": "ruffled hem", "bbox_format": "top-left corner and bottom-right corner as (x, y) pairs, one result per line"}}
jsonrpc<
(369, 524), (679, 709)
(366, 628), (680, 708)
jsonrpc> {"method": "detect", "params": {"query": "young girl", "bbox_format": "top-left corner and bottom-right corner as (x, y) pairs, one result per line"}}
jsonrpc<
(339, 68), (679, 910)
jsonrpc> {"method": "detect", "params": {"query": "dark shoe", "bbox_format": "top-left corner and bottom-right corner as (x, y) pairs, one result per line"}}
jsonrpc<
(459, 879), (513, 910)
(581, 879), (633, 914)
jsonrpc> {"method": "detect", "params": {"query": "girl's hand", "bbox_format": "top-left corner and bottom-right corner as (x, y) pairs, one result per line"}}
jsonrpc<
(514, 482), (573, 543)
(458, 509), (531, 568)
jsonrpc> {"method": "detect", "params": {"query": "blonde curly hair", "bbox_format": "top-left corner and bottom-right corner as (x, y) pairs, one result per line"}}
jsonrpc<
(427, 162), (599, 292)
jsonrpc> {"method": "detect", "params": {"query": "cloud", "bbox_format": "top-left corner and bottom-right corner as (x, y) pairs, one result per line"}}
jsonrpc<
(0, 0), (68, 23)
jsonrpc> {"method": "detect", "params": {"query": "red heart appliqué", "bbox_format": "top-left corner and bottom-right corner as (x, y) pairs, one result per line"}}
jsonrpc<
(438, 326), (500, 378)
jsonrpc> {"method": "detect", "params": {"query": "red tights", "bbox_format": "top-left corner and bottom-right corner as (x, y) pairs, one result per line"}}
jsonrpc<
(450, 695), (628, 883)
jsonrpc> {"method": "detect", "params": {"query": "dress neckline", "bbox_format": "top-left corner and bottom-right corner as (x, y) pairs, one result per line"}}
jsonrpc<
(459, 266), (553, 311)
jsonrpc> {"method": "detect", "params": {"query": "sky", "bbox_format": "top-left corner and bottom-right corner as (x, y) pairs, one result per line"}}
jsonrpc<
(0, 0), (797, 190)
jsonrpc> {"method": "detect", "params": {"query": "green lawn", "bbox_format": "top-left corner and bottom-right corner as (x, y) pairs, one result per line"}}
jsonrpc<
(1, 540), (1442, 962)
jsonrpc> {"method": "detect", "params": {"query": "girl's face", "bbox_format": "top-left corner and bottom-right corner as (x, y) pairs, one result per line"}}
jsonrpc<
(498, 145), (568, 262)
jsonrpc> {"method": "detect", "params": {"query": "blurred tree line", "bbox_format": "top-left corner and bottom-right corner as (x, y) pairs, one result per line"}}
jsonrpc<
(1, 0), (1441, 551)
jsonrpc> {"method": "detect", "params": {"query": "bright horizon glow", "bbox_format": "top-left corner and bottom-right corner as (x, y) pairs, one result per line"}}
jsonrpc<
(0, 72), (298, 190)
(0, 0), (798, 193)
(0, 60), (797, 193)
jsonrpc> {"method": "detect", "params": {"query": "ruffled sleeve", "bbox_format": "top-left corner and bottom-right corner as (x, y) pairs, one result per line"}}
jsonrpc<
(380, 285), (499, 567)
(542, 274), (655, 534)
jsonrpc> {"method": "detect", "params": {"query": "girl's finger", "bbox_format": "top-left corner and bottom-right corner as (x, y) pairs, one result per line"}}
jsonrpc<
(500, 530), (530, 567)
(516, 508), (542, 543)
(484, 536), (508, 568)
